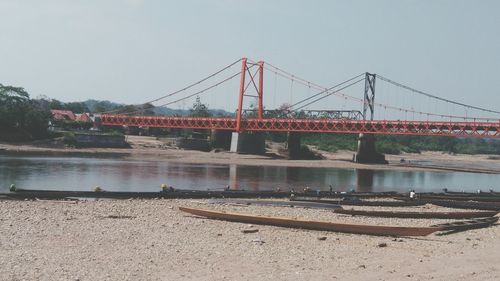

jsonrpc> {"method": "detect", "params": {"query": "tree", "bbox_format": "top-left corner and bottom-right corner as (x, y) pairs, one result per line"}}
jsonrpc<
(0, 83), (51, 140)
(189, 96), (211, 117)
(64, 102), (90, 113)
(49, 99), (64, 110)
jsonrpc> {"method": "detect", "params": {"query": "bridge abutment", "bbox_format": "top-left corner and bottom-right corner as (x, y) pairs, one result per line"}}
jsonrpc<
(354, 133), (388, 164)
(230, 132), (265, 154)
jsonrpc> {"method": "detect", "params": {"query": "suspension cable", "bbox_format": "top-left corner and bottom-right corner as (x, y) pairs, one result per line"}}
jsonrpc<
(290, 73), (366, 109)
(377, 75), (500, 115)
(98, 58), (243, 114)
(294, 78), (365, 111)
(156, 71), (242, 108)
(109, 71), (241, 116)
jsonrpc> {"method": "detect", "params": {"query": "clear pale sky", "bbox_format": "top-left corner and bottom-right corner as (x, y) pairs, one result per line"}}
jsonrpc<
(1, 0), (499, 119)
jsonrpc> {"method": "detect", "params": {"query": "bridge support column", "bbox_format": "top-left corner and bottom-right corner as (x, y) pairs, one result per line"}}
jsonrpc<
(286, 132), (302, 160)
(354, 133), (388, 164)
(211, 130), (232, 150)
(230, 132), (265, 154)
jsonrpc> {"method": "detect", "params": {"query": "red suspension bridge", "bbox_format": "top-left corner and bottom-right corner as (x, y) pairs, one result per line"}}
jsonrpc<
(100, 58), (500, 138)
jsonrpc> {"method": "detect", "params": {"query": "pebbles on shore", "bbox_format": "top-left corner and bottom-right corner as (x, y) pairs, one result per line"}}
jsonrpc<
(0, 199), (498, 281)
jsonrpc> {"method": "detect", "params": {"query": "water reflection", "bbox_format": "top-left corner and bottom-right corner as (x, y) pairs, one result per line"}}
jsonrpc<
(1, 155), (499, 193)
(356, 169), (374, 192)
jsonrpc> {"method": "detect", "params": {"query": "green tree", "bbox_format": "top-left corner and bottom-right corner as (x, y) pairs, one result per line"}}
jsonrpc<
(49, 99), (64, 110)
(0, 83), (51, 140)
(65, 102), (90, 113)
(189, 96), (211, 117)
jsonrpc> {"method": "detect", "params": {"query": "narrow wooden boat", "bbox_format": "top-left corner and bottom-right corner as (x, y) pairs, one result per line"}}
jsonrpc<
(313, 191), (398, 199)
(393, 194), (500, 203)
(432, 217), (499, 234)
(180, 207), (499, 236)
(207, 199), (342, 209)
(443, 191), (500, 197)
(291, 197), (426, 207)
(179, 207), (441, 236)
(396, 198), (500, 211)
(7, 188), (294, 200)
(333, 209), (498, 219)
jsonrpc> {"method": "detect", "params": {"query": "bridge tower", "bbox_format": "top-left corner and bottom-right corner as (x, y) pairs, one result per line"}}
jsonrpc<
(230, 58), (266, 154)
(355, 73), (388, 164)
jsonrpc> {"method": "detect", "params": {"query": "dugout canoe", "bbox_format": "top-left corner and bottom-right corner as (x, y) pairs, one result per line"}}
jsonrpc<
(443, 190), (500, 197)
(333, 208), (498, 219)
(291, 197), (426, 207)
(431, 217), (499, 234)
(6, 188), (294, 200)
(207, 199), (342, 209)
(180, 207), (499, 236)
(179, 207), (441, 236)
(395, 198), (500, 211)
(393, 194), (500, 203)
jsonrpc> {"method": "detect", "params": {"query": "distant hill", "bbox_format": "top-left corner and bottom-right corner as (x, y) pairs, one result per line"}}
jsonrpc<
(82, 99), (233, 117)
(84, 99), (123, 112)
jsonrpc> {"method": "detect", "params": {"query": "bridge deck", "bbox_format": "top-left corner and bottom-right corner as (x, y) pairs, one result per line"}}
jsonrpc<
(100, 115), (500, 138)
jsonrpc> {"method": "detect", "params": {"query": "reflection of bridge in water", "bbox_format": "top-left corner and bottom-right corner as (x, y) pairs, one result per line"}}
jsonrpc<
(228, 165), (397, 193)
(356, 169), (375, 193)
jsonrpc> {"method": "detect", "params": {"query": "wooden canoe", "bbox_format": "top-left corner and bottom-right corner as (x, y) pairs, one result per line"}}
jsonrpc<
(393, 194), (500, 203)
(333, 209), (499, 219)
(207, 199), (342, 209)
(179, 207), (441, 236)
(8, 188), (294, 200)
(291, 197), (425, 207)
(431, 217), (499, 233)
(397, 199), (500, 211)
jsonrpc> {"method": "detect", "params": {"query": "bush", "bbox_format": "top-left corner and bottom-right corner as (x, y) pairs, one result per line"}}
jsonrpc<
(376, 142), (401, 155)
(63, 132), (76, 146)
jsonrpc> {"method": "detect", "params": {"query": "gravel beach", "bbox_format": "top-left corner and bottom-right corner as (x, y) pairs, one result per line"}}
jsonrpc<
(1, 199), (499, 281)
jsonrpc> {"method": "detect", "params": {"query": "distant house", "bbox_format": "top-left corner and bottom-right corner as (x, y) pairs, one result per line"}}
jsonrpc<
(50, 109), (76, 121)
(50, 110), (94, 131)
(75, 113), (92, 123)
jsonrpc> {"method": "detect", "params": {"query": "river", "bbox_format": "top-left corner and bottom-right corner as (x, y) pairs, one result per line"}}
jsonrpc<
(1, 155), (499, 193)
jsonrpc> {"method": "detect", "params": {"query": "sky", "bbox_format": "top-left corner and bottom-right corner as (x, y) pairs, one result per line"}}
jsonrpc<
(1, 0), (499, 120)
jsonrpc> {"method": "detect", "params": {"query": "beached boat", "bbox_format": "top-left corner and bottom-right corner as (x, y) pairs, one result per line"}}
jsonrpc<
(393, 194), (500, 203)
(443, 190), (500, 197)
(333, 209), (498, 219)
(291, 197), (426, 207)
(179, 207), (443, 236)
(410, 199), (500, 211)
(294, 196), (500, 211)
(431, 217), (499, 233)
(208, 199), (498, 219)
(207, 199), (342, 209)
(6, 188), (294, 200)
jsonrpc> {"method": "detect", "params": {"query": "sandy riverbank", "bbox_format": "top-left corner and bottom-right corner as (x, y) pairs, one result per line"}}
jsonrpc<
(0, 199), (498, 281)
(1, 135), (499, 174)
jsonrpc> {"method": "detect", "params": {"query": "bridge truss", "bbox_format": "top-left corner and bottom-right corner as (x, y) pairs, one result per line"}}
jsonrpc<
(100, 115), (500, 138)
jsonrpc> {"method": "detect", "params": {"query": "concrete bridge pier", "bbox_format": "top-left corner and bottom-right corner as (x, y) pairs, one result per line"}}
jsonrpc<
(230, 132), (265, 154)
(211, 130), (232, 150)
(286, 132), (302, 160)
(354, 133), (388, 164)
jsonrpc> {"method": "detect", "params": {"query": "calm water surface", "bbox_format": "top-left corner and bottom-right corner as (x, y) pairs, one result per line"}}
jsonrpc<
(1, 155), (499, 193)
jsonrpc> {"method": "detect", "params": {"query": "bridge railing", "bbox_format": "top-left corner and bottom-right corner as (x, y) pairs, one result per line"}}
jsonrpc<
(241, 109), (363, 120)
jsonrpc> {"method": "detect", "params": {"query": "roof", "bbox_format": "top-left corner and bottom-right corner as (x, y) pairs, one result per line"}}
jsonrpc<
(76, 113), (92, 123)
(50, 109), (76, 121)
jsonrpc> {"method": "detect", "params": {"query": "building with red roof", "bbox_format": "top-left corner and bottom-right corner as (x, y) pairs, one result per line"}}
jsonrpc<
(50, 109), (76, 121)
